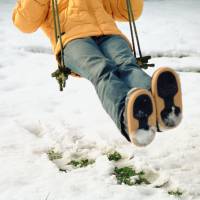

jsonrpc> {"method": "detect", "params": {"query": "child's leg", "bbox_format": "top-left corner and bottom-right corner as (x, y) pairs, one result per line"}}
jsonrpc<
(98, 35), (151, 90)
(64, 37), (157, 146)
(63, 37), (131, 140)
(99, 35), (182, 131)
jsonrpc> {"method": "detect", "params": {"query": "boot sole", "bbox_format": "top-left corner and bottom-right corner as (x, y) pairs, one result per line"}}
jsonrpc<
(125, 88), (156, 146)
(151, 67), (182, 131)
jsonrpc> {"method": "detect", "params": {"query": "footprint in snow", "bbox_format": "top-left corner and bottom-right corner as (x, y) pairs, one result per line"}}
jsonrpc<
(18, 120), (45, 137)
(46, 140), (171, 189)
(17, 46), (52, 55)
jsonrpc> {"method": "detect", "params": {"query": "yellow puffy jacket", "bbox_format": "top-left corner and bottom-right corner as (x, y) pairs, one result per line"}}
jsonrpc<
(12, 0), (143, 57)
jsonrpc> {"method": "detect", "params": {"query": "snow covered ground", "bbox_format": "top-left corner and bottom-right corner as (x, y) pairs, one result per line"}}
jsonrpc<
(0, 0), (200, 199)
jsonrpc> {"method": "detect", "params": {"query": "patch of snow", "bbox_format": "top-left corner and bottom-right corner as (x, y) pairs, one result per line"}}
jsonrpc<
(131, 127), (156, 147)
(164, 106), (182, 128)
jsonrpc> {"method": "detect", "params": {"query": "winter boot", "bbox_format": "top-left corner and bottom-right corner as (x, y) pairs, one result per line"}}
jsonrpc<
(124, 88), (157, 147)
(151, 67), (182, 131)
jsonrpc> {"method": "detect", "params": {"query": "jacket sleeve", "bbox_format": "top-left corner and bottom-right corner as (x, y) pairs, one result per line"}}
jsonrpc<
(103, 0), (143, 22)
(12, 0), (50, 33)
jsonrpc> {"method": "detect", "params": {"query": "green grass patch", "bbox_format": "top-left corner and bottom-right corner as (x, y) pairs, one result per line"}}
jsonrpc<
(107, 151), (122, 161)
(47, 148), (62, 161)
(68, 159), (95, 168)
(114, 167), (150, 186)
(168, 189), (183, 197)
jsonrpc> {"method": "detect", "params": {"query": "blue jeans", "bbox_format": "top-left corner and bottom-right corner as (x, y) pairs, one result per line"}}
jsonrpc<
(63, 35), (151, 141)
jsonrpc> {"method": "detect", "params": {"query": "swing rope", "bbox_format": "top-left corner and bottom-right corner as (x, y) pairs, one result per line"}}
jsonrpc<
(51, 0), (71, 91)
(126, 0), (154, 69)
(126, 0), (137, 58)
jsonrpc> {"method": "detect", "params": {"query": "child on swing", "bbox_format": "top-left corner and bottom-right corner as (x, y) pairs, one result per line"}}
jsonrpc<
(12, 0), (182, 146)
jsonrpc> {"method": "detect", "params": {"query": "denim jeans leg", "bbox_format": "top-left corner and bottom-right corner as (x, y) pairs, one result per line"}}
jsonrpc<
(99, 35), (152, 90)
(63, 37), (131, 140)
